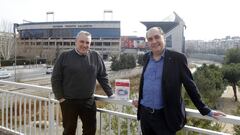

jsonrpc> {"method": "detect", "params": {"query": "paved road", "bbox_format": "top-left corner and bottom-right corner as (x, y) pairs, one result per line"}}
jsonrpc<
(2, 65), (49, 82)
(2, 62), (112, 82)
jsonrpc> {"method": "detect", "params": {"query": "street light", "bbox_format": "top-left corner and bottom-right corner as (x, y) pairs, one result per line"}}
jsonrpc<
(13, 23), (19, 82)
(36, 56), (40, 67)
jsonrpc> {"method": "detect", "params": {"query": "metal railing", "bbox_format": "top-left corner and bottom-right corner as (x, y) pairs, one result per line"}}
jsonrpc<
(0, 80), (240, 135)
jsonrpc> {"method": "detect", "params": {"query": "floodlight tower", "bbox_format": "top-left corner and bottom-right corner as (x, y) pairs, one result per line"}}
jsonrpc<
(103, 10), (113, 21)
(46, 11), (54, 22)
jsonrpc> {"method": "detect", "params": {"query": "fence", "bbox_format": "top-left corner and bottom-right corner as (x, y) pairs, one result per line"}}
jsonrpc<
(0, 80), (240, 135)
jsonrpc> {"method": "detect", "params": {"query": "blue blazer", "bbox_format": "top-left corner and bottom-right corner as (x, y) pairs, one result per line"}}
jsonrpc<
(137, 49), (211, 132)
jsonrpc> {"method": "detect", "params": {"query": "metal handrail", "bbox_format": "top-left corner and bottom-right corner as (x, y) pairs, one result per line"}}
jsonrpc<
(1, 80), (240, 125)
(0, 80), (240, 135)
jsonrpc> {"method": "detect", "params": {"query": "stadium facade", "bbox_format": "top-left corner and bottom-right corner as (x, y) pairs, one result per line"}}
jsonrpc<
(16, 21), (121, 61)
(15, 12), (185, 62)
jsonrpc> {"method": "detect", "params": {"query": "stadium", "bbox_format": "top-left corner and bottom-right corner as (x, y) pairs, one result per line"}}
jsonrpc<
(15, 12), (185, 62)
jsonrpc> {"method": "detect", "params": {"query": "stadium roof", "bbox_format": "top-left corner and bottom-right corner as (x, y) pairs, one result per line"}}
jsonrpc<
(141, 21), (179, 34)
(19, 21), (120, 26)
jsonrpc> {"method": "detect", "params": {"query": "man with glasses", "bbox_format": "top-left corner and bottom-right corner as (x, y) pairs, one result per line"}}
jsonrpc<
(132, 27), (225, 135)
(51, 31), (114, 135)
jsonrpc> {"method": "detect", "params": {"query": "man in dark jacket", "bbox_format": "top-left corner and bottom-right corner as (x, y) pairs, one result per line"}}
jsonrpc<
(51, 31), (114, 135)
(132, 27), (225, 135)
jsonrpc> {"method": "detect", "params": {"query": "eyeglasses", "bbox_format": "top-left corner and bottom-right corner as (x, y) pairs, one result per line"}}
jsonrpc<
(147, 35), (161, 42)
(79, 40), (90, 44)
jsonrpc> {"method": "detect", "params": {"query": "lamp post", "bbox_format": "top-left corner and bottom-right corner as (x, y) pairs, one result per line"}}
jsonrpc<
(13, 23), (19, 82)
(36, 55), (40, 68)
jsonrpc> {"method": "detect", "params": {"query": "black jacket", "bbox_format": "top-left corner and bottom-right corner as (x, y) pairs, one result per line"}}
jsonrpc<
(137, 49), (211, 132)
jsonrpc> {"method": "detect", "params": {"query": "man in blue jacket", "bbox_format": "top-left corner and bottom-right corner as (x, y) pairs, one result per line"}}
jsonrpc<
(132, 27), (225, 135)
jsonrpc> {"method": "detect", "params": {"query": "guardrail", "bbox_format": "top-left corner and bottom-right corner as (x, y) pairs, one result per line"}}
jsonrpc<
(0, 80), (240, 135)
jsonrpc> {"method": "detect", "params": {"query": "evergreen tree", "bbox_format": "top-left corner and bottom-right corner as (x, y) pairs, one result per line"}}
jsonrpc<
(193, 64), (225, 107)
(183, 64), (225, 133)
(137, 54), (144, 66)
(224, 48), (240, 64)
(111, 54), (136, 71)
(222, 63), (240, 101)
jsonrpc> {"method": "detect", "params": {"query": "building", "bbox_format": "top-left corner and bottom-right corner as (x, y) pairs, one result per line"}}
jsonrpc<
(16, 21), (121, 61)
(121, 36), (147, 55)
(185, 36), (240, 62)
(141, 12), (186, 53)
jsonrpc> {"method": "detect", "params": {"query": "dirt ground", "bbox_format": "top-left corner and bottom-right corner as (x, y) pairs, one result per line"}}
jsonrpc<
(218, 86), (240, 134)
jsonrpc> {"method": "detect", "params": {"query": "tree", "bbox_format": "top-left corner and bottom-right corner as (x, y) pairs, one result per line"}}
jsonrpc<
(193, 64), (225, 107)
(110, 54), (136, 71)
(0, 19), (14, 60)
(222, 63), (240, 101)
(182, 64), (225, 133)
(137, 54), (144, 66)
(224, 48), (240, 64)
(110, 55), (120, 71)
(123, 54), (136, 69)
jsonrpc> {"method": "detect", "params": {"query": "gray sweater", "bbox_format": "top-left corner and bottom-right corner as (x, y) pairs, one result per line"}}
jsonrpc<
(51, 49), (113, 100)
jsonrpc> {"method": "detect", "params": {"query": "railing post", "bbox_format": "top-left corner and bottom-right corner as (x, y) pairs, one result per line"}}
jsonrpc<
(100, 112), (102, 135)
(109, 114), (111, 135)
(48, 92), (55, 135)
(137, 122), (141, 135)
(127, 119), (130, 135)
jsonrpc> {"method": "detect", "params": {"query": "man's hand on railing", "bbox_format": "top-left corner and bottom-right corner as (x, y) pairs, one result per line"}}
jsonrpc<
(132, 99), (138, 108)
(59, 98), (66, 103)
(208, 110), (226, 120)
(108, 94), (116, 99)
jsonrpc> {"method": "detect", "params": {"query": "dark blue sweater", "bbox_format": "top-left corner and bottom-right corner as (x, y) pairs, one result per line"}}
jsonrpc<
(51, 49), (113, 100)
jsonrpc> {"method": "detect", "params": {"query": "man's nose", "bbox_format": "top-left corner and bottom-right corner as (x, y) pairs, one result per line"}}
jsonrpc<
(83, 43), (90, 47)
(151, 38), (158, 43)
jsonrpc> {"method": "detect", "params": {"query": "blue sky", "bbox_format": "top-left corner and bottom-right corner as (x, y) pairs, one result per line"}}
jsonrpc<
(0, 0), (240, 40)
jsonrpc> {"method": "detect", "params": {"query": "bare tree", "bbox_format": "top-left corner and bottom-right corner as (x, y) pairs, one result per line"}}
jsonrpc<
(45, 47), (57, 65)
(0, 19), (14, 60)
